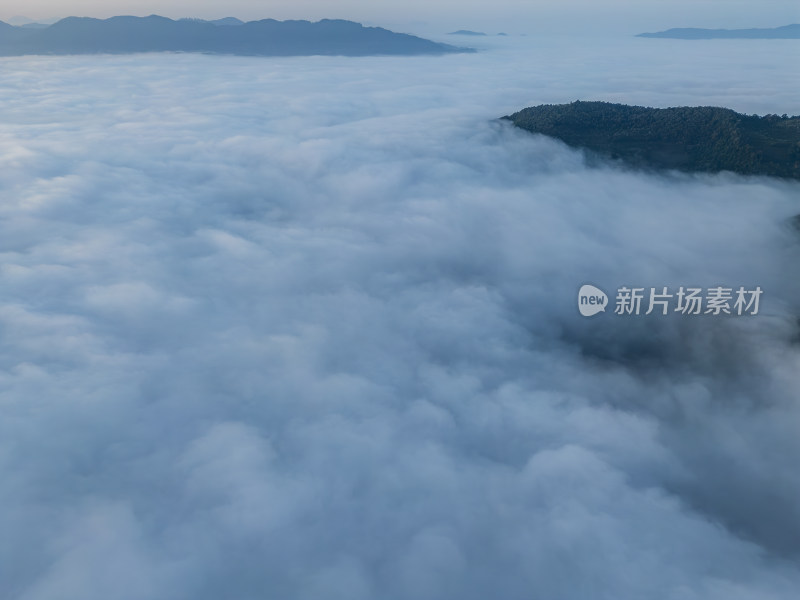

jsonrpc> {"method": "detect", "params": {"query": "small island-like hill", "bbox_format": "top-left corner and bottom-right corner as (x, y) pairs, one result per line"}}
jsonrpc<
(448, 30), (487, 36)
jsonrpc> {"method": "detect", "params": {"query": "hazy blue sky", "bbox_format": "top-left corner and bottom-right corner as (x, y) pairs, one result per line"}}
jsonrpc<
(2, 0), (799, 34)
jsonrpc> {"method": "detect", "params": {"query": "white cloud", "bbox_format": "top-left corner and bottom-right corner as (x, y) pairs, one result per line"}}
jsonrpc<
(0, 37), (799, 599)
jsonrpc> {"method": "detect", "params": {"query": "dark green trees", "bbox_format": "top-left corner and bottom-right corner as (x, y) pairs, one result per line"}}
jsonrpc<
(505, 101), (800, 179)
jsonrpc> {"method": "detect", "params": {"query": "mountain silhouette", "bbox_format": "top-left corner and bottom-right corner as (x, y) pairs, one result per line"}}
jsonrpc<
(0, 15), (471, 56)
(638, 24), (800, 39)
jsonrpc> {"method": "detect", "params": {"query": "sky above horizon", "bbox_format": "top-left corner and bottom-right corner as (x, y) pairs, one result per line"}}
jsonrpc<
(2, 0), (799, 35)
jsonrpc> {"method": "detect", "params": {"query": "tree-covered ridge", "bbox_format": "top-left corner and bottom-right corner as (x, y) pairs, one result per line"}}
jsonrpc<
(504, 101), (800, 179)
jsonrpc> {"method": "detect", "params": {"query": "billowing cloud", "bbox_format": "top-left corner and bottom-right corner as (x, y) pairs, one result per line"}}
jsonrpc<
(0, 37), (798, 599)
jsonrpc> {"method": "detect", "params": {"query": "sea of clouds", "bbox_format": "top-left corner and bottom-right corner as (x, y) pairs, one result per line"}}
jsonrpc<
(0, 35), (798, 599)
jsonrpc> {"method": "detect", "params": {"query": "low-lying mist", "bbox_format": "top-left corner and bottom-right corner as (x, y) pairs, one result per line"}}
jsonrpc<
(0, 36), (798, 599)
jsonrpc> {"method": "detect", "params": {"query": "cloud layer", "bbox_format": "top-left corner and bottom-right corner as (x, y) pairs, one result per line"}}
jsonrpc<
(0, 37), (799, 599)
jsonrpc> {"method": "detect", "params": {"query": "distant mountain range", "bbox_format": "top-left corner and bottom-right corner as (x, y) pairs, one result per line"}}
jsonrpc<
(447, 30), (509, 36)
(505, 101), (800, 180)
(0, 15), (471, 56)
(638, 24), (800, 39)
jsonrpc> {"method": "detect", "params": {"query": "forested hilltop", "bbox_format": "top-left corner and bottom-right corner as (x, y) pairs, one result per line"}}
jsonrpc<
(504, 101), (800, 179)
